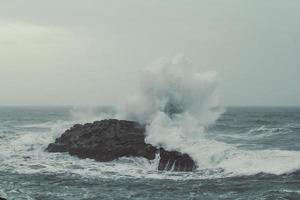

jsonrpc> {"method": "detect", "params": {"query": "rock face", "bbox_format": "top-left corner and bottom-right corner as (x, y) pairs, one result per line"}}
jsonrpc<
(158, 149), (196, 171)
(46, 119), (195, 171)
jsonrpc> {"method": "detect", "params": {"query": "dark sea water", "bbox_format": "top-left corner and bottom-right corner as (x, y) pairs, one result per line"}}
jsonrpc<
(0, 106), (299, 200)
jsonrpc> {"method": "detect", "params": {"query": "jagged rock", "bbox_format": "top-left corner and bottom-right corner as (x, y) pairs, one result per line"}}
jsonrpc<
(46, 119), (195, 171)
(158, 149), (195, 171)
(47, 119), (156, 161)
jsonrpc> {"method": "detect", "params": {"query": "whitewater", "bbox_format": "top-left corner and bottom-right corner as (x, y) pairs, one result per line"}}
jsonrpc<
(0, 56), (300, 199)
(121, 55), (300, 176)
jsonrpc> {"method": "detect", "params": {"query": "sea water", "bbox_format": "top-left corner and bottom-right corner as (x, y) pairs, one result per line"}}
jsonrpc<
(0, 106), (299, 200)
(0, 56), (299, 199)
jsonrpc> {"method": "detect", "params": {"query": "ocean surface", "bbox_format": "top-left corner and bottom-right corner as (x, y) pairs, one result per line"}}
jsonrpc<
(0, 106), (299, 200)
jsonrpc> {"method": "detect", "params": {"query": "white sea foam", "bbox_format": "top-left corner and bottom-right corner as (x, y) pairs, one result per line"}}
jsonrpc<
(1, 56), (300, 180)
(1, 106), (300, 180)
(120, 55), (300, 176)
(215, 125), (293, 141)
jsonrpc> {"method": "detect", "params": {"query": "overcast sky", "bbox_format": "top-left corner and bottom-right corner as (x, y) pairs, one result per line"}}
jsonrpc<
(0, 0), (299, 106)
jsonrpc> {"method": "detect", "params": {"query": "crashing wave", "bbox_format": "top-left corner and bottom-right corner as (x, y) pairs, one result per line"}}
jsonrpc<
(120, 55), (300, 176)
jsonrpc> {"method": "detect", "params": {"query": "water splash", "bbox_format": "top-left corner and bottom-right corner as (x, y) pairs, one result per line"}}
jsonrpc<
(121, 55), (300, 176)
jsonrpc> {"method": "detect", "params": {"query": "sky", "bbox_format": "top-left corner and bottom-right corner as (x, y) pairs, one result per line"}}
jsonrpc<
(0, 0), (299, 106)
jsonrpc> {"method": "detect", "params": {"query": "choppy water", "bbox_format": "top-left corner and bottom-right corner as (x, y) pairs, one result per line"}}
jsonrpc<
(0, 106), (299, 200)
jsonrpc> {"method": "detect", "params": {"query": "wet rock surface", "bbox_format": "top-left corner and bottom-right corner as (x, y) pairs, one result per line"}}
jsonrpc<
(46, 119), (195, 171)
(158, 149), (196, 171)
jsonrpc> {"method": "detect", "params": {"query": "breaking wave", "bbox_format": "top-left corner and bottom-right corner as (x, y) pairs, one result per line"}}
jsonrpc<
(1, 56), (300, 180)
(121, 55), (300, 176)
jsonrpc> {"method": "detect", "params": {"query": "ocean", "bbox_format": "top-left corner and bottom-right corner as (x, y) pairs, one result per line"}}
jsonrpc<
(0, 106), (299, 200)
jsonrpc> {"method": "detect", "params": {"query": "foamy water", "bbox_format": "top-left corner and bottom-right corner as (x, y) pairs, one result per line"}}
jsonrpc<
(119, 55), (300, 177)
(0, 57), (299, 199)
(1, 56), (300, 182)
(0, 106), (300, 199)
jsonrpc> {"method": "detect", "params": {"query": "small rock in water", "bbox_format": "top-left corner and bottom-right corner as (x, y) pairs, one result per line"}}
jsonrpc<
(158, 149), (195, 171)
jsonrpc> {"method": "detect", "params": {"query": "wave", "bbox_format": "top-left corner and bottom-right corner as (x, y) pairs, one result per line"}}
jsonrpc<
(0, 122), (222, 180)
(1, 55), (300, 180)
(215, 125), (293, 141)
(119, 55), (300, 177)
(0, 110), (300, 180)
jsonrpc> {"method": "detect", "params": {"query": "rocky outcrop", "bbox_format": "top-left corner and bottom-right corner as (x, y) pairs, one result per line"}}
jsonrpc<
(158, 149), (196, 171)
(46, 119), (195, 171)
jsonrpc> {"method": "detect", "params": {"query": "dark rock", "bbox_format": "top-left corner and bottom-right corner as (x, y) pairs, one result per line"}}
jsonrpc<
(47, 119), (156, 161)
(158, 148), (195, 171)
(46, 119), (196, 171)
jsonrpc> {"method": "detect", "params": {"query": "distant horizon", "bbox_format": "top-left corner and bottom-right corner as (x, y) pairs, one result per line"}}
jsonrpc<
(1, 104), (300, 108)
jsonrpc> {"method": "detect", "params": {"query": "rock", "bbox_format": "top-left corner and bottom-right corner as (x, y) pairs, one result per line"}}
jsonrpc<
(47, 119), (157, 161)
(46, 119), (195, 171)
(158, 148), (195, 171)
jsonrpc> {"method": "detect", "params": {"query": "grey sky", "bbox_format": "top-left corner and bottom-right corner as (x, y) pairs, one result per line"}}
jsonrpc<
(0, 0), (299, 106)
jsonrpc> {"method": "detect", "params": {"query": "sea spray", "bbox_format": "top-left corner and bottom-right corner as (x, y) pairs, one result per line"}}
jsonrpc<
(122, 55), (224, 160)
(121, 55), (300, 175)
(123, 55), (223, 125)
